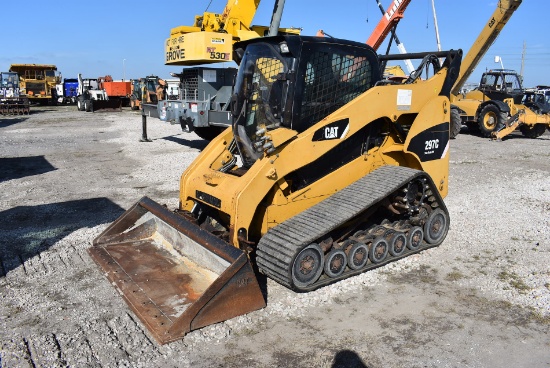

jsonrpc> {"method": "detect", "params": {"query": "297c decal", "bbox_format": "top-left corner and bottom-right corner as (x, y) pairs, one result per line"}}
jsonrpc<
(407, 122), (449, 161)
(424, 139), (439, 154)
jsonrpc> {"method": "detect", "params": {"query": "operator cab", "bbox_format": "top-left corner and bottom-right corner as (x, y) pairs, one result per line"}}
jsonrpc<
(231, 35), (381, 167)
(479, 69), (524, 103)
(522, 86), (550, 114)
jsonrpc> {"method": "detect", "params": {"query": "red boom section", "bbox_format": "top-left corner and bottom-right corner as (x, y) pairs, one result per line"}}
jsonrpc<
(366, 0), (412, 50)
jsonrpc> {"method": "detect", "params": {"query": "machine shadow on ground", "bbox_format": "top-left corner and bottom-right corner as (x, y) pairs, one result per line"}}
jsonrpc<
(0, 197), (125, 275)
(161, 134), (209, 150)
(331, 350), (370, 368)
(0, 116), (28, 128)
(0, 156), (57, 182)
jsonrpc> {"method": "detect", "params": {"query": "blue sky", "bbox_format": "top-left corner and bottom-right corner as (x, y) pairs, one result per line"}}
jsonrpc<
(2, 0), (547, 87)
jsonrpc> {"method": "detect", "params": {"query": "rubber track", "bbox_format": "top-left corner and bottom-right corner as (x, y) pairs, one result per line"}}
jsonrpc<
(256, 165), (447, 291)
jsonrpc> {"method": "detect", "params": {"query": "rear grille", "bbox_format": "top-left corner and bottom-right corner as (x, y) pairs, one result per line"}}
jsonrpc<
(182, 70), (199, 90)
(26, 82), (46, 96)
(182, 70), (199, 100)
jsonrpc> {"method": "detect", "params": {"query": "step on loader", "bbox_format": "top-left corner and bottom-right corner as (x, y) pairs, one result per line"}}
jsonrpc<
(89, 35), (462, 344)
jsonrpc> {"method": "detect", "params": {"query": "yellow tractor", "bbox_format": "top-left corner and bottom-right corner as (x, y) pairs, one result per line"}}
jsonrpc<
(455, 68), (550, 139)
(449, 0), (550, 139)
(89, 35), (462, 344)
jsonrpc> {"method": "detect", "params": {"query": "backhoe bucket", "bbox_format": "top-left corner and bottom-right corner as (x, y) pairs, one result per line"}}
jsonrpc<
(91, 99), (122, 112)
(88, 197), (266, 344)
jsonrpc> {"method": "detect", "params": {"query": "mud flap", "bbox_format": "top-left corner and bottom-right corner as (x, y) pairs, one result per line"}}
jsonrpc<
(91, 99), (122, 112)
(88, 197), (266, 344)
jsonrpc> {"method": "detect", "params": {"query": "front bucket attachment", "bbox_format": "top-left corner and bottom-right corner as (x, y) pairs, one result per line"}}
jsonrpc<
(88, 197), (266, 344)
(91, 99), (122, 112)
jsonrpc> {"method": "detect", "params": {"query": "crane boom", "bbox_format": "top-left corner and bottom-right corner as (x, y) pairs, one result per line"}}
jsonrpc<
(169, 0), (261, 37)
(366, 0), (412, 50)
(451, 0), (522, 96)
(268, 0), (286, 36)
(371, 0), (414, 73)
(431, 0), (441, 52)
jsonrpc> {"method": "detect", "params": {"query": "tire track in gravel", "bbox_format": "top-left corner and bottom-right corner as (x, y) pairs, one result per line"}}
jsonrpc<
(1, 244), (171, 367)
(1, 317), (170, 368)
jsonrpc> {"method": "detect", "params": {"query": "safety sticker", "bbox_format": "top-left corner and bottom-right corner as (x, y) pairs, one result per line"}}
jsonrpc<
(397, 89), (412, 111)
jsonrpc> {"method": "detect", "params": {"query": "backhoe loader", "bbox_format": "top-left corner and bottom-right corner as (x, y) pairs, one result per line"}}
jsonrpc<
(89, 35), (462, 344)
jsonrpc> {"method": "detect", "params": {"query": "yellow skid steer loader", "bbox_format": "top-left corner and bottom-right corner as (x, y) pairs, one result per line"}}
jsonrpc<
(89, 35), (462, 344)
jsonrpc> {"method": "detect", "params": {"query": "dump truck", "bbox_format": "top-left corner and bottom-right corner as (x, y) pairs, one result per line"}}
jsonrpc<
(97, 76), (132, 107)
(8, 64), (60, 105)
(89, 34), (462, 344)
(0, 71), (30, 115)
(76, 74), (122, 112)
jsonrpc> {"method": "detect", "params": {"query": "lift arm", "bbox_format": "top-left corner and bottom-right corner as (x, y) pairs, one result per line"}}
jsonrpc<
(451, 0), (522, 96)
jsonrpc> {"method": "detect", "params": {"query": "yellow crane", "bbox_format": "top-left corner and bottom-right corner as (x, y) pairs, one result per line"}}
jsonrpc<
(165, 0), (299, 66)
(151, 0), (300, 140)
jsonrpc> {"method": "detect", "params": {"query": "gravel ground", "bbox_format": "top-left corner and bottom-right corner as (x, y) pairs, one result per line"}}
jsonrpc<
(0, 106), (549, 367)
